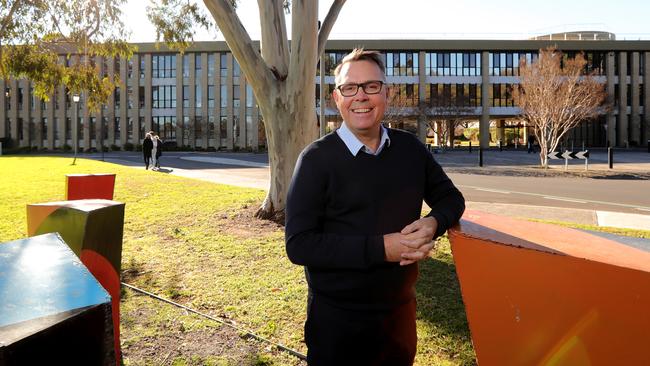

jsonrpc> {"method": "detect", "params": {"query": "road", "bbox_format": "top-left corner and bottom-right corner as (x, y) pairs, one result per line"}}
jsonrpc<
(96, 150), (650, 215)
(449, 173), (650, 214)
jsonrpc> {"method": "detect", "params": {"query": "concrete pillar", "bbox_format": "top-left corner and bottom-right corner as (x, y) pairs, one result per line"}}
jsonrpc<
(417, 51), (427, 143)
(33, 83), (43, 149)
(107, 56), (116, 145)
(238, 77), (246, 149)
(9, 79), (18, 144)
(226, 53), (234, 150)
(252, 102), (260, 152)
(497, 120), (505, 145)
(606, 52), (616, 146)
(119, 56), (128, 145)
(617, 52), (628, 147)
(201, 52), (209, 149)
(21, 79), (31, 148)
(644, 52), (650, 146)
(214, 53), (222, 148)
(56, 59), (66, 147)
(132, 54), (141, 145)
(188, 53), (196, 147)
(480, 51), (490, 148)
(175, 53), (183, 147)
(46, 86), (55, 149)
(144, 54), (152, 134)
(629, 52), (641, 145)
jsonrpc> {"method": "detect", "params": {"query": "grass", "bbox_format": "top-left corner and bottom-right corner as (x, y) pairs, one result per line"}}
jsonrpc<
(3, 156), (646, 365)
(0, 156), (476, 365)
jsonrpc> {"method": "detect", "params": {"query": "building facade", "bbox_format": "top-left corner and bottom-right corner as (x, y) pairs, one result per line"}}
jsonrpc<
(1, 37), (649, 151)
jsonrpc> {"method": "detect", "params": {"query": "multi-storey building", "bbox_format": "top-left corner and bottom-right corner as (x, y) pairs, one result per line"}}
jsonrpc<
(1, 33), (649, 151)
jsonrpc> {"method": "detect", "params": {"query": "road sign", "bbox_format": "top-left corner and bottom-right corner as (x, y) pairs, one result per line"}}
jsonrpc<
(548, 151), (562, 159)
(549, 150), (590, 160)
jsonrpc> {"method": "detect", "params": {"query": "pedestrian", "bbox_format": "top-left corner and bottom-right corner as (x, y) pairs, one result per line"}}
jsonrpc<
(151, 133), (162, 171)
(285, 48), (465, 366)
(153, 134), (163, 170)
(527, 134), (536, 153)
(142, 132), (153, 169)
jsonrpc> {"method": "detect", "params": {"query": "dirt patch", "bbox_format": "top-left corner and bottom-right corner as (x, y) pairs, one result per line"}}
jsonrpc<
(218, 204), (285, 237)
(121, 292), (306, 366)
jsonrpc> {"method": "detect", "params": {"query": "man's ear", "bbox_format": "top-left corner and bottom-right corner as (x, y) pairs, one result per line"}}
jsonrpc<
(332, 89), (340, 104)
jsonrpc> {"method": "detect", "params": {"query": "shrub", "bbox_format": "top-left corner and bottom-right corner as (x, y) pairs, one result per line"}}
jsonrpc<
(123, 142), (134, 151)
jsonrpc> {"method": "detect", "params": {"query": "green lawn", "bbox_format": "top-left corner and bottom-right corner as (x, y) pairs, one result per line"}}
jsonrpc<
(0, 156), (475, 365)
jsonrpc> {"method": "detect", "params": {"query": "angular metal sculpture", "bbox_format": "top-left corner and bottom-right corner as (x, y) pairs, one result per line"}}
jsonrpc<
(448, 210), (650, 365)
(0, 233), (115, 365)
(65, 173), (116, 200)
(26, 199), (125, 365)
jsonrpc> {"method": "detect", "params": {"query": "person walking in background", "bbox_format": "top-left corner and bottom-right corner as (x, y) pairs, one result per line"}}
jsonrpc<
(285, 49), (465, 365)
(153, 134), (163, 170)
(142, 132), (153, 169)
(151, 132), (161, 171)
(527, 134), (536, 154)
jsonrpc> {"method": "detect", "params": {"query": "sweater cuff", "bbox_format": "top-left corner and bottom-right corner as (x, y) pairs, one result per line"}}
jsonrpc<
(428, 212), (448, 239)
(367, 234), (386, 265)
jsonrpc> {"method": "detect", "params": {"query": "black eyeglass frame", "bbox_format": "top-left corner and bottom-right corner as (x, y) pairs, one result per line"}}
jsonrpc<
(335, 80), (385, 97)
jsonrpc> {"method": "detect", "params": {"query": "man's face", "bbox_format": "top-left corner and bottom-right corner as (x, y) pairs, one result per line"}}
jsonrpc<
(333, 60), (388, 135)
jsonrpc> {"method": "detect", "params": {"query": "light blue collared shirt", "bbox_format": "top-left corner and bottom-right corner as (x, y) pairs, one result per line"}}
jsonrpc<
(336, 122), (391, 156)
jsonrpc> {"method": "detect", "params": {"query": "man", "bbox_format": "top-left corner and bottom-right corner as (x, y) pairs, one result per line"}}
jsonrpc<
(285, 49), (465, 365)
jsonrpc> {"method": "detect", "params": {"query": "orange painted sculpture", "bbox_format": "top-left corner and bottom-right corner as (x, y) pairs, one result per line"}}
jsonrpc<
(448, 210), (650, 365)
(65, 173), (116, 200)
(26, 199), (125, 365)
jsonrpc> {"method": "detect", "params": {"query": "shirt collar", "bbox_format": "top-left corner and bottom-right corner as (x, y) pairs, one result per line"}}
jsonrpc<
(336, 122), (390, 156)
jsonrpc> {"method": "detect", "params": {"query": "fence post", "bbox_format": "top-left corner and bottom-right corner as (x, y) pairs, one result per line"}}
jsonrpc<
(479, 147), (483, 167)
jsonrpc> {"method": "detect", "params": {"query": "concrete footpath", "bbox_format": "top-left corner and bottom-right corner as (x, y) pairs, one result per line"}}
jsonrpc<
(100, 149), (650, 232)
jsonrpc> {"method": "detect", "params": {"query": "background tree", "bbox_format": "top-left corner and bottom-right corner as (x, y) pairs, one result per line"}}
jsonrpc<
(514, 47), (607, 167)
(0, 0), (133, 111)
(424, 91), (475, 151)
(152, 0), (346, 221)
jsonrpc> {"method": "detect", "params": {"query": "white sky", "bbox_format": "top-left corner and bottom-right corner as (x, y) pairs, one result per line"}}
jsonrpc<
(123, 0), (650, 43)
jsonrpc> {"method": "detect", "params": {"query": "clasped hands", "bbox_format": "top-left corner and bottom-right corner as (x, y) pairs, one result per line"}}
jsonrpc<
(384, 216), (438, 266)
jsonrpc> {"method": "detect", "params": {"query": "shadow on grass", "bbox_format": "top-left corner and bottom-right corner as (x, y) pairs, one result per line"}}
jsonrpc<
(416, 251), (476, 364)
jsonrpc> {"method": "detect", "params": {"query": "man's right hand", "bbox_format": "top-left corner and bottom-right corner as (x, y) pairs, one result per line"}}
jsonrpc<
(383, 232), (417, 262)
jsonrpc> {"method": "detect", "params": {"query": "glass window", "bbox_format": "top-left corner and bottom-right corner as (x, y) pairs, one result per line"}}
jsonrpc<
(195, 54), (202, 78)
(208, 54), (216, 78)
(220, 53), (228, 77)
(195, 85), (202, 108)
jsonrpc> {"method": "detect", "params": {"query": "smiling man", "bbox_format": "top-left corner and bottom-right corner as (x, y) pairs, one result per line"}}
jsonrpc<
(285, 49), (465, 365)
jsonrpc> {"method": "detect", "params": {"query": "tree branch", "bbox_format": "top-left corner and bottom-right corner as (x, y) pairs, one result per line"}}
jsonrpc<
(317, 0), (345, 59)
(0, 0), (22, 37)
(203, 0), (274, 94)
(288, 0), (318, 91)
(257, 0), (289, 80)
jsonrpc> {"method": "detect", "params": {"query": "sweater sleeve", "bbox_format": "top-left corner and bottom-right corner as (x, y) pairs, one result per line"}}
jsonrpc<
(285, 148), (386, 270)
(422, 147), (466, 238)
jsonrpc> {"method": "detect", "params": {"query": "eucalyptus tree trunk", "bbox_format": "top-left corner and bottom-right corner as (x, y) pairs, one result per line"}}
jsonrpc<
(203, 0), (345, 222)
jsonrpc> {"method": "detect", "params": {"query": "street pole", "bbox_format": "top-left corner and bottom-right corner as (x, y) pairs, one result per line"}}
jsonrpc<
(72, 94), (80, 165)
(100, 118), (104, 161)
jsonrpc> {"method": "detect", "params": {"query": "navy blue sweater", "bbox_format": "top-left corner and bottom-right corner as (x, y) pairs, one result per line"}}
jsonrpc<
(285, 128), (465, 309)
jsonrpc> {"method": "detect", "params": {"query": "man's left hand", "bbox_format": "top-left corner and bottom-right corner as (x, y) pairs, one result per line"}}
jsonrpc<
(399, 216), (438, 266)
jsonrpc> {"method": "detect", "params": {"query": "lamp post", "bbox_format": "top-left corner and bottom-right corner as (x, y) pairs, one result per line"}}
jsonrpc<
(72, 93), (80, 165)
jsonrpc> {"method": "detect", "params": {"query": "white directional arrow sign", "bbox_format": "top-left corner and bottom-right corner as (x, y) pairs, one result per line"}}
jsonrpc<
(547, 151), (561, 159)
(575, 150), (590, 159)
(561, 151), (574, 159)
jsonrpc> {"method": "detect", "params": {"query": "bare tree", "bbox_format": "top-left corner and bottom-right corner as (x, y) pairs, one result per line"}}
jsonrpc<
(423, 91), (475, 152)
(513, 47), (607, 167)
(151, 0), (346, 222)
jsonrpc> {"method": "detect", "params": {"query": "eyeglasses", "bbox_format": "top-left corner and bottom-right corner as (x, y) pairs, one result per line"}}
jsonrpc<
(336, 80), (384, 97)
